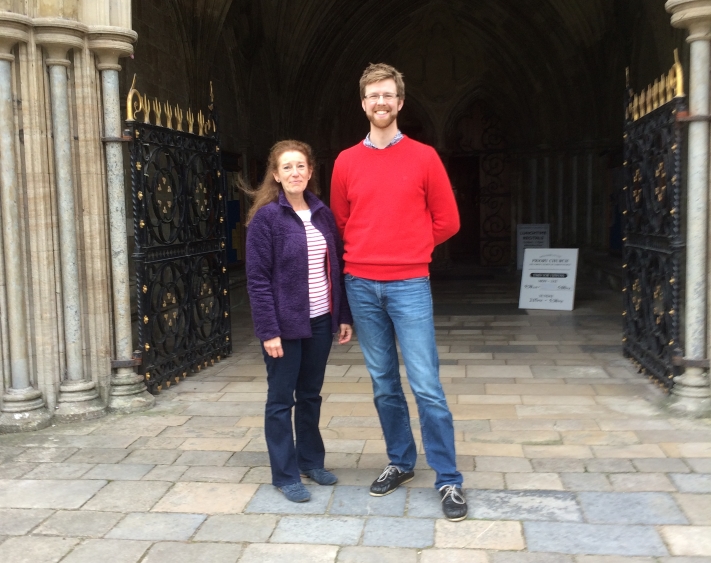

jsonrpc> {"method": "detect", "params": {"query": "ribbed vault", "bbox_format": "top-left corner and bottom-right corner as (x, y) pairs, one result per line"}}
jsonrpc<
(206, 0), (683, 155)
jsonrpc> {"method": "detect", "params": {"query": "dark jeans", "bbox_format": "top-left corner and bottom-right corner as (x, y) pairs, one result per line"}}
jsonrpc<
(263, 313), (333, 487)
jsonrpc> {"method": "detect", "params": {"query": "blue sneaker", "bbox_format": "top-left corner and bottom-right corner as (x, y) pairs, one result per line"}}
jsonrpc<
(301, 468), (338, 485)
(277, 482), (310, 503)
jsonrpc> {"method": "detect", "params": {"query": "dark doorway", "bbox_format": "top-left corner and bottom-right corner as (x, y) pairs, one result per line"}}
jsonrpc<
(448, 155), (481, 263)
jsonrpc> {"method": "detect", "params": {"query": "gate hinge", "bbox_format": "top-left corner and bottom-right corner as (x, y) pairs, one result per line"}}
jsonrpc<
(111, 350), (143, 369)
(672, 356), (709, 368)
(676, 111), (711, 123)
(102, 136), (133, 143)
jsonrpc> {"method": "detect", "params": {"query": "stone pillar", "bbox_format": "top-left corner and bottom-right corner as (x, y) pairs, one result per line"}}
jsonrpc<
(586, 151), (594, 246)
(35, 21), (106, 421)
(89, 28), (154, 413)
(529, 157), (538, 223)
(0, 13), (52, 432)
(666, 0), (711, 415)
(557, 156), (564, 244)
(571, 154), (578, 244)
(543, 155), (550, 224)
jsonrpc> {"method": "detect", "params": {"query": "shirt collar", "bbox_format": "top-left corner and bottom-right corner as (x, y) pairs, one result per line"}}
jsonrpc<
(363, 130), (403, 149)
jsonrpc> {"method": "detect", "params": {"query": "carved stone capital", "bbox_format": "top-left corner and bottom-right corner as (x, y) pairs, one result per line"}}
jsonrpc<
(34, 18), (88, 61)
(666, 0), (711, 40)
(88, 26), (137, 68)
(0, 12), (31, 54)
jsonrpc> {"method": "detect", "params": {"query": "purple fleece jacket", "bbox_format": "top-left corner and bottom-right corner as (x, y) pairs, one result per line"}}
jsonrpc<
(246, 190), (352, 341)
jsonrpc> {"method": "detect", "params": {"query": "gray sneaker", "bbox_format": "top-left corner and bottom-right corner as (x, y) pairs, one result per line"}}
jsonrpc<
(301, 468), (338, 485)
(278, 482), (310, 502)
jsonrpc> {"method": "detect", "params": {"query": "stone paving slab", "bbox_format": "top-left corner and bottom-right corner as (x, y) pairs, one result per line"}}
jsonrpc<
(81, 480), (172, 512)
(0, 479), (106, 509)
(435, 519), (525, 550)
(272, 515), (363, 545)
(241, 542), (339, 562)
(245, 483), (333, 514)
(60, 539), (152, 563)
(330, 485), (406, 516)
(362, 516), (434, 548)
(142, 541), (244, 562)
(670, 473), (711, 493)
(659, 526), (711, 556)
(33, 509), (123, 537)
(524, 522), (668, 556)
(105, 512), (206, 541)
(151, 481), (258, 514)
(420, 548), (489, 563)
(194, 513), (277, 542)
(0, 507), (54, 535)
(0, 535), (80, 562)
(577, 492), (688, 525)
(470, 489), (582, 521)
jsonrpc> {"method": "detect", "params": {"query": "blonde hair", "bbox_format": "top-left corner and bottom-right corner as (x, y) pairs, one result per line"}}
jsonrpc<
(242, 140), (319, 225)
(359, 63), (405, 100)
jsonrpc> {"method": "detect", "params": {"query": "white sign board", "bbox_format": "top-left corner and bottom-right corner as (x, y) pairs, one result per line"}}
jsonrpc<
(519, 248), (579, 311)
(517, 224), (550, 269)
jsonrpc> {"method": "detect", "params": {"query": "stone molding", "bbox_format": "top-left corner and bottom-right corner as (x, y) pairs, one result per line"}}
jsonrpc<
(0, 12), (31, 53)
(34, 18), (88, 61)
(88, 25), (137, 67)
(666, 0), (711, 40)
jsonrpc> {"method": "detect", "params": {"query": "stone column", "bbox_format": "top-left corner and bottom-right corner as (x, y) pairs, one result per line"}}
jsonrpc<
(89, 28), (154, 413)
(666, 0), (711, 415)
(529, 157), (538, 223)
(35, 22), (106, 421)
(571, 155), (578, 244)
(543, 155), (550, 224)
(0, 13), (52, 432)
(586, 151), (594, 246)
(557, 156), (564, 244)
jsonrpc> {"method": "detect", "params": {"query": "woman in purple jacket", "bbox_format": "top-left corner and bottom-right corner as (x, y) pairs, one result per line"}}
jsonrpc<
(245, 140), (353, 503)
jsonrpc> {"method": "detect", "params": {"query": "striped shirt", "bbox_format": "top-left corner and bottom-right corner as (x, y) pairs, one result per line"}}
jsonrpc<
(295, 209), (330, 317)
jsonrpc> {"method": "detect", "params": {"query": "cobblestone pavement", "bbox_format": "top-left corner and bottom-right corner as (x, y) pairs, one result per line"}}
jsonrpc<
(1, 274), (711, 562)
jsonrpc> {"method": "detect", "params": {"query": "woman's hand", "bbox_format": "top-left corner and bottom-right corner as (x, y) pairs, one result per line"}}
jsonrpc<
(338, 324), (353, 344)
(263, 336), (283, 358)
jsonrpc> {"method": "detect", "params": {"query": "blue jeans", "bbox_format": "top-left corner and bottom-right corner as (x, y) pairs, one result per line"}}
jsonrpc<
(345, 275), (462, 489)
(262, 313), (333, 487)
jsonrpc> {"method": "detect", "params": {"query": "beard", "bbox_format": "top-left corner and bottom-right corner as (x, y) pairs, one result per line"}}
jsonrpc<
(366, 106), (399, 129)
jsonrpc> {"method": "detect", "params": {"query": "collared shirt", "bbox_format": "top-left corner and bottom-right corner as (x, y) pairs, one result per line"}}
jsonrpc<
(363, 130), (403, 149)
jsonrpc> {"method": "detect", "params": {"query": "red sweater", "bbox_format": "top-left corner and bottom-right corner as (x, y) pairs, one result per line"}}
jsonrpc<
(331, 136), (460, 280)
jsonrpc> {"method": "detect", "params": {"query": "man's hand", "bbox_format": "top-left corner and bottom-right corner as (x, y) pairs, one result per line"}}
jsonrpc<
(263, 336), (283, 358)
(338, 324), (353, 344)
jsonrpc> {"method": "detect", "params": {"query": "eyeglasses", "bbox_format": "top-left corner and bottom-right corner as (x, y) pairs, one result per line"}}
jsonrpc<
(364, 93), (398, 102)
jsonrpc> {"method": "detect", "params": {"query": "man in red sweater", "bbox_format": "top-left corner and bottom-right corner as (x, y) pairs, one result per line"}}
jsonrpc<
(330, 63), (467, 521)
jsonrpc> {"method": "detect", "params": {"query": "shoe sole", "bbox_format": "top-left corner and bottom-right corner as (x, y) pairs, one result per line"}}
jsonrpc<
(369, 474), (414, 497)
(445, 513), (467, 522)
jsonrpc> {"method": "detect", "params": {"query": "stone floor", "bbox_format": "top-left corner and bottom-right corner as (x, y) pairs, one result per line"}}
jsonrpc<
(1, 272), (711, 562)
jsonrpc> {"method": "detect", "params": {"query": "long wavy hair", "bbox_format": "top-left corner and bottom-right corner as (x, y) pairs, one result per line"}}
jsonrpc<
(242, 140), (320, 225)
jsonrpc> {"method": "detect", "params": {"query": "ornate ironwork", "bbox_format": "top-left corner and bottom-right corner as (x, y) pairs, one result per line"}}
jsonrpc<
(622, 54), (685, 390)
(479, 113), (510, 266)
(128, 77), (231, 393)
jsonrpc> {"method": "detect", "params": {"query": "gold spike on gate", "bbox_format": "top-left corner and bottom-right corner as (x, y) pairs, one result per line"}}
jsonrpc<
(628, 49), (685, 121)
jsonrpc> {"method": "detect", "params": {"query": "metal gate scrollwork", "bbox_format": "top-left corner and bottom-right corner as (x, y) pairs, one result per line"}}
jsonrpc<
(622, 52), (685, 390)
(126, 77), (232, 393)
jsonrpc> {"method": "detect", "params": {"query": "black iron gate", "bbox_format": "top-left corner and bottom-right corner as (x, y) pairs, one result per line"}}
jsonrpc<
(622, 54), (685, 390)
(126, 78), (232, 393)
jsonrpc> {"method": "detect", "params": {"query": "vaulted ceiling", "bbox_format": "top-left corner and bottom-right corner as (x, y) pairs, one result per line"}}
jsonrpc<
(155, 0), (684, 155)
